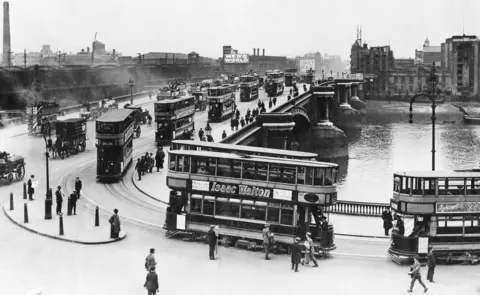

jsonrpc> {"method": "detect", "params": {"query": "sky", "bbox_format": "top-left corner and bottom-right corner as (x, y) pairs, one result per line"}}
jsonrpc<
(3, 0), (479, 60)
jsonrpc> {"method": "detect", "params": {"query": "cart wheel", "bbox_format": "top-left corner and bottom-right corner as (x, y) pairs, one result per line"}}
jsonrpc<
(16, 164), (25, 181)
(80, 144), (86, 152)
(7, 172), (14, 183)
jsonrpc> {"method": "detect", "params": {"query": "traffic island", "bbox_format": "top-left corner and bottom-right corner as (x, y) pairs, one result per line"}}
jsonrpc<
(131, 170), (169, 204)
(3, 202), (126, 245)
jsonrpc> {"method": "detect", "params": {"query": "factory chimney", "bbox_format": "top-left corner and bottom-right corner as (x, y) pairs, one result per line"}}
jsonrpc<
(113, 49), (116, 58)
(253, 48), (255, 56)
(3, 2), (11, 66)
(256, 48), (259, 56)
(262, 49), (265, 56)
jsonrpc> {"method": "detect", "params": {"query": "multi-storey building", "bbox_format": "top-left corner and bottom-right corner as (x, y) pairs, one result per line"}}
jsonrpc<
(13, 51), (41, 67)
(441, 34), (480, 98)
(415, 38), (442, 66)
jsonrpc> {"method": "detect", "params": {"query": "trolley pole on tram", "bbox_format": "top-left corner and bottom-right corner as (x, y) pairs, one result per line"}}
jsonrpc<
(128, 79), (134, 105)
(407, 62), (438, 171)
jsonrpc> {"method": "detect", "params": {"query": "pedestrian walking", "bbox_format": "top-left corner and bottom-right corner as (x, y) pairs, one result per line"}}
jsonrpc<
(407, 255), (428, 293)
(207, 225), (217, 260)
(55, 186), (63, 215)
(381, 208), (393, 236)
(207, 135), (214, 142)
(230, 118), (235, 131)
(257, 100), (262, 109)
(426, 246), (436, 283)
(273, 96), (277, 106)
(268, 98), (273, 109)
(240, 117), (246, 128)
(149, 153), (154, 173)
(135, 159), (143, 181)
(74, 177), (82, 197)
(291, 237), (302, 272)
(27, 175), (36, 200)
(109, 209), (121, 239)
(143, 266), (159, 295)
(303, 233), (318, 267)
(287, 95), (291, 101)
(198, 128), (204, 140)
(234, 118), (239, 131)
(235, 109), (240, 120)
(222, 130), (227, 139)
(262, 224), (273, 260)
(145, 248), (157, 271)
(289, 88), (293, 95)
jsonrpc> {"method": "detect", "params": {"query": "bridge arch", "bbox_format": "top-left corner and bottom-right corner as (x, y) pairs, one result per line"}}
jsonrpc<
(290, 106), (310, 126)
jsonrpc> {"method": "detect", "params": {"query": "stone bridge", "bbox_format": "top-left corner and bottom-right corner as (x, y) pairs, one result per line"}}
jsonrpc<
(221, 79), (365, 160)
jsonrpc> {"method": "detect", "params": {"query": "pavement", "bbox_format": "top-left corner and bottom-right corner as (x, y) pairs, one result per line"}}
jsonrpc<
(2, 195), (126, 244)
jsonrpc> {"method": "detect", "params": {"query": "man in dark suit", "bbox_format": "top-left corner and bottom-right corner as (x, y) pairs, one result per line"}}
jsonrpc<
(144, 266), (159, 295)
(55, 186), (63, 215)
(291, 237), (303, 272)
(27, 175), (35, 200)
(381, 208), (393, 236)
(207, 225), (217, 260)
(74, 177), (82, 197)
(427, 246), (436, 283)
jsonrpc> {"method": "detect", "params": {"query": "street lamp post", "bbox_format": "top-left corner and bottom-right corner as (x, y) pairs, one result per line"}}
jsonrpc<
(42, 123), (52, 219)
(128, 79), (134, 105)
(407, 62), (438, 171)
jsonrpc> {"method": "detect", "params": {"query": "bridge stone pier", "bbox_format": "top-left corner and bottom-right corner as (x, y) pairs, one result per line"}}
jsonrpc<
(349, 82), (366, 113)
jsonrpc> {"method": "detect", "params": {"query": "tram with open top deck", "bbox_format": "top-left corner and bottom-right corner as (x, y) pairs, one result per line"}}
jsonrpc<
(305, 68), (316, 84)
(389, 170), (480, 264)
(285, 68), (298, 86)
(265, 70), (285, 97)
(207, 86), (236, 122)
(239, 75), (259, 102)
(164, 149), (338, 255)
(170, 140), (317, 160)
(154, 96), (195, 145)
(95, 109), (135, 180)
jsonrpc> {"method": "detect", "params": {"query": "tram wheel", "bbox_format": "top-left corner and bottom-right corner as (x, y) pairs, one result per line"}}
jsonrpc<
(247, 242), (257, 251)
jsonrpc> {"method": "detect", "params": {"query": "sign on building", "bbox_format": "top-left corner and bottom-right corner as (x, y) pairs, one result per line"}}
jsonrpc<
(299, 59), (315, 73)
(224, 54), (249, 64)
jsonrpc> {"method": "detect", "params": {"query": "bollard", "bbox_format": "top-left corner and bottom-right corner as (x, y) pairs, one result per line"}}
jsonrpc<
(9, 192), (14, 211)
(23, 182), (27, 200)
(59, 213), (64, 236)
(95, 206), (99, 227)
(24, 203), (29, 223)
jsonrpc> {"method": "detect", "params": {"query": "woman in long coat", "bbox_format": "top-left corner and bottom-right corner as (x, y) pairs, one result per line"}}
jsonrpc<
(109, 209), (121, 239)
(291, 237), (303, 272)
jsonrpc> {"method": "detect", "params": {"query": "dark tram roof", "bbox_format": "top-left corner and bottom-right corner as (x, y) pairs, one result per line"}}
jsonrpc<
(172, 140), (317, 159)
(169, 149), (338, 168)
(96, 109), (135, 123)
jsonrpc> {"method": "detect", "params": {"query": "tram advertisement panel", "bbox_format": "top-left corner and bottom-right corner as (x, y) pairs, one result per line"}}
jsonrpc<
(174, 105), (195, 119)
(436, 202), (480, 214)
(190, 180), (294, 200)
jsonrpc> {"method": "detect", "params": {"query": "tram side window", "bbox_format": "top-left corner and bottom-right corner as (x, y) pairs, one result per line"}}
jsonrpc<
(169, 155), (177, 171)
(174, 155), (184, 172)
(241, 205), (266, 221)
(280, 205), (294, 226)
(191, 156), (216, 175)
(314, 168), (326, 186)
(422, 179), (435, 195)
(203, 200), (215, 216)
(438, 179), (466, 196)
(243, 162), (268, 181)
(217, 159), (241, 178)
(466, 178), (479, 195)
(297, 167), (306, 185)
(324, 168), (333, 185)
(465, 216), (480, 234)
(305, 168), (314, 185)
(124, 139), (133, 159)
(269, 164), (296, 184)
(190, 197), (202, 214)
(215, 201), (240, 218)
(436, 217), (463, 235)
(267, 204), (280, 223)
(333, 168), (338, 184)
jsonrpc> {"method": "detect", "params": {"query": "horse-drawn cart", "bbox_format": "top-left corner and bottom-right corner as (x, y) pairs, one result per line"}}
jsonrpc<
(0, 153), (26, 184)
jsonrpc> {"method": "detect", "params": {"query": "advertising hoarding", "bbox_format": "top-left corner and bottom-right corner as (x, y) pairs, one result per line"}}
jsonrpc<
(224, 54), (249, 64)
(299, 59), (315, 73)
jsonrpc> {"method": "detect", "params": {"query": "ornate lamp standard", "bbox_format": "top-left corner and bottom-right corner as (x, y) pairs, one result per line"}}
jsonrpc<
(128, 79), (134, 105)
(42, 123), (52, 219)
(407, 62), (439, 171)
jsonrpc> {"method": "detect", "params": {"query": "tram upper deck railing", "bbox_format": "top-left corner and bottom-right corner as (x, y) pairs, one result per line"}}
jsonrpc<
(170, 140), (318, 160)
(168, 149), (338, 187)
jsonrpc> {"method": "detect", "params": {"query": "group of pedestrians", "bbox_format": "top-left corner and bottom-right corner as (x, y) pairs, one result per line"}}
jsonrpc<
(54, 177), (82, 215)
(381, 208), (404, 236)
(197, 128), (214, 142)
(135, 148), (165, 181)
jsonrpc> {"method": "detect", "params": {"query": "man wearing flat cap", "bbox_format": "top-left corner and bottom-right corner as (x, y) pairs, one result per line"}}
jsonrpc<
(207, 225), (217, 260)
(426, 246), (436, 283)
(262, 224), (272, 260)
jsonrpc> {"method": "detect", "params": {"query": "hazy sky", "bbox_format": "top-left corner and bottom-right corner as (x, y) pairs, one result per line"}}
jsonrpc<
(4, 0), (479, 60)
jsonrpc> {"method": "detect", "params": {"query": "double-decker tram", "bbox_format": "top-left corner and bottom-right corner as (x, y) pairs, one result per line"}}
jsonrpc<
(305, 68), (316, 84)
(154, 96), (196, 145)
(389, 170), (480, 264)
(207, 86), (236, 122)
(284, 68), (298, 86)
(95, 109), (135, 180)
(239, 75), (259, 102)
(164, 149), (339, 255)
(170, 140), (317, 160)
(265, 70), (285, 97)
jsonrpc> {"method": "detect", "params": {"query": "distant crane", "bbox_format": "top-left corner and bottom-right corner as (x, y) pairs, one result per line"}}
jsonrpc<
(91, 32), (97, 66)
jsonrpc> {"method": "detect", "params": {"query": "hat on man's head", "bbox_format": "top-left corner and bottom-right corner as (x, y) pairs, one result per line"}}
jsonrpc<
(210, 225), (215, 228)
(295, 237), (301, 242)
(264, 223), (270, 228)
(307, 232), (311, 236)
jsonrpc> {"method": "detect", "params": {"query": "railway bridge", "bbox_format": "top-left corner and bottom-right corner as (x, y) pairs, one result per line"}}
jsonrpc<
(221, 78), (366, 160)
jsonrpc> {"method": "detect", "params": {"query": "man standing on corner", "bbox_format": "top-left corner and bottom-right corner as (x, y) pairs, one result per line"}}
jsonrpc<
(27, 175), (35, 200)
(426, 246), (436, 283)
(55, 186), (63, 215)
(381, 207), (393, 236)
(74, 177), (82, 197)
(207, 225), (217, 260)
(109, 209), (121, 239)
(262, 224), (272, 260)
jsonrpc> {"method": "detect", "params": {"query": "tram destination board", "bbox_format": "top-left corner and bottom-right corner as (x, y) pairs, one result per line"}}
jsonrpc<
(436, 202), (480, 214)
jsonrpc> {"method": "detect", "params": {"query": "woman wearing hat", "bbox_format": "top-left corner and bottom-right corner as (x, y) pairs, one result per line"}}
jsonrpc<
(109, 209), (121, 239)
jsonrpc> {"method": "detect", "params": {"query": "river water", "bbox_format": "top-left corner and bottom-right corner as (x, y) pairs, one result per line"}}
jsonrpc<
(338, 100), (480, 203)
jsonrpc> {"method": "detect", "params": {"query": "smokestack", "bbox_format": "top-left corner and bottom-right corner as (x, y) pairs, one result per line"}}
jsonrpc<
(256, 48), (259, 56)
(3, 2), (11, 66)
(253, 48), (255, 56)
(113, 49), (116, 58)
(87, 47), (90, 53)
(262, 49), (265, 56)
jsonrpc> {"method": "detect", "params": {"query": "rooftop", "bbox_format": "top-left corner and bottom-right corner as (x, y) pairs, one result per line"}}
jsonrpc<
(96, 109), (134, 122)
